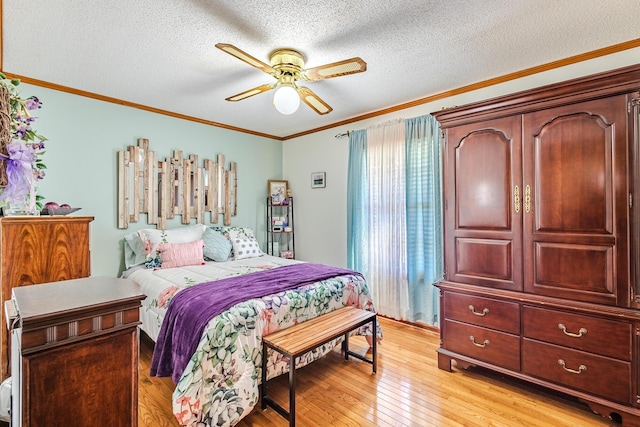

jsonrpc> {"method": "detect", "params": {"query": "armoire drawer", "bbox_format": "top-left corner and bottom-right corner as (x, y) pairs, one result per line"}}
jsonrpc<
(443, 292), (520, 334)
(522, 306), (631, 360)
(522, 338), (631, 404)
(443, 319), (520, 371)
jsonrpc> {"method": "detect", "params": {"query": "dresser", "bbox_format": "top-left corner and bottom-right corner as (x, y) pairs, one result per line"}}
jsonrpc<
(0, 216), (94, 380)
(7, 276), (144, 427)
(433, 64), (640, 425)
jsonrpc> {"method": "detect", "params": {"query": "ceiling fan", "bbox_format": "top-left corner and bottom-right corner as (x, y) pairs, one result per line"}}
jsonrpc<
(216, 43), (367, 115)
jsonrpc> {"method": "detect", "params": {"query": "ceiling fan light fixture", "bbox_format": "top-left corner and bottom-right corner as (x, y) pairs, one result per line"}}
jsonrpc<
(217, 44), (367, 115)
(273, 84), (300, 115)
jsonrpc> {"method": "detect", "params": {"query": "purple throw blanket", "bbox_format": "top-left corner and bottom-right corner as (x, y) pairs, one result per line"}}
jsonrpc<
(150, 262), (362, 383)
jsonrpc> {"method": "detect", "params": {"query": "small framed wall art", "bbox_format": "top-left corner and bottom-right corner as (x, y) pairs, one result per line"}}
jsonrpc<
(311, 172), (326, 188)
(268, 179), (288, 205)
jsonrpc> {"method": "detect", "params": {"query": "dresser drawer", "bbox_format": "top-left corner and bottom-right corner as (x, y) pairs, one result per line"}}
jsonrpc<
(522, 338), (631, 404)
(522, 306), (631, 360)
(444, 292), (520, 334)
(443, 319), (520, 371)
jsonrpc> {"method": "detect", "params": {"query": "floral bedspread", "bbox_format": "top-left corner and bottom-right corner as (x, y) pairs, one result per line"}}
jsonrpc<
(127, 255), (379, 426)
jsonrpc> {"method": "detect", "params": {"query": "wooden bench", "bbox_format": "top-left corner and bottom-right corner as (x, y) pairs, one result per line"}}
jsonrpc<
(261, 305), (377, 426)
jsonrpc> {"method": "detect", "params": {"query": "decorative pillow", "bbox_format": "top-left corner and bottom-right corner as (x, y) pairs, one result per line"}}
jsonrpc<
(225, 226), (256, 241)
(230, 235), (264, 260)
(225, 226), (259, 259)
(157, 239), (205, 269)
(138, 224), (207, 268)
(202, 227), (232, 262)
(123, 232), (146, 269)
(210, 226), (228, 235)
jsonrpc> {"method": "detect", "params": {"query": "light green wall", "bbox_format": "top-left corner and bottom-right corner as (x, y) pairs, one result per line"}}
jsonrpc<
(20, 84), (283, 276)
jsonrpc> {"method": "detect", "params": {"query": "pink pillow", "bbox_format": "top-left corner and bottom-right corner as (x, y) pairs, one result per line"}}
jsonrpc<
(157, 239), (205, 269)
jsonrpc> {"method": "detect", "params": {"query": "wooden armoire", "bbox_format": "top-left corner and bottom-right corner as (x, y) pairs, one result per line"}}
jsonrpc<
(433, 64), (640, 425)
(0, 216), (94, 380)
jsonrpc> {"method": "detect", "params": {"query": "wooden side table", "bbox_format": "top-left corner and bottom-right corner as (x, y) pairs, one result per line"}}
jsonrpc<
(6, 276), (144, 427)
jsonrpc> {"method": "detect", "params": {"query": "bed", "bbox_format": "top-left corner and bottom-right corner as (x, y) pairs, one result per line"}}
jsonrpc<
(122, 224), (379, 427)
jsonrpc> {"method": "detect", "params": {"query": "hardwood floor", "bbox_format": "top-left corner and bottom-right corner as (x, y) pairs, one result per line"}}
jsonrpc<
(139, 317), (618, 426)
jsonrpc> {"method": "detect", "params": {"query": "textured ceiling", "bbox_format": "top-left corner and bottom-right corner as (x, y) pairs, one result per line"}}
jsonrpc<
(2, 0), (639, 139)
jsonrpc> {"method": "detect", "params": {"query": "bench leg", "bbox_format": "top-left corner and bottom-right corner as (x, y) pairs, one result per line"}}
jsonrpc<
(371, 316), (377, 374)
(289, 355), (296, 427)
(343, 315), (377, 373)
(261, 341), (267, 410)
(344, 332), (349, 361)
(261, 344), (296, 424)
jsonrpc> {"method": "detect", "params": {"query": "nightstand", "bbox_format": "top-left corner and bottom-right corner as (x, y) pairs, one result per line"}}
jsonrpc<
(6, 276), (143, 427)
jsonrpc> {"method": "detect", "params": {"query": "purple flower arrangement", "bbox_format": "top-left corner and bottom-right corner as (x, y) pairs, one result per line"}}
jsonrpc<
(0, 73), (47, 213)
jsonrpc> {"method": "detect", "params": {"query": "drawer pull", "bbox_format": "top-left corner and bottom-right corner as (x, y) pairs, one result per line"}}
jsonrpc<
(558, 323), (587, 338)
(558, 359), (587, 375)
(469, 336), (489, 348)
(468, 305), (489, 317)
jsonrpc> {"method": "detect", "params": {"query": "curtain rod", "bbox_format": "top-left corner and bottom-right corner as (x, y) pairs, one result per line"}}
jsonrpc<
(334, 131), (350, 139)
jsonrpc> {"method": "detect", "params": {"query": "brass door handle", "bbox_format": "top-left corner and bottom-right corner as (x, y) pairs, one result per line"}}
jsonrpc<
(514, 185), (520, 213)
(469, 336), (489, 348)
(524, 185), (531, 213)
(468, 305), (489, 317)
(558, 359), (587, 374)
(558, 323), (587, 338)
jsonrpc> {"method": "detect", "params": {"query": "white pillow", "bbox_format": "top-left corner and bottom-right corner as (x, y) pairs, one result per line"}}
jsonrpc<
(231, 236), (264, 260)
(226, 226), (264, 260)
(226, 226), (257, 241)
(138, 224), (207, 267)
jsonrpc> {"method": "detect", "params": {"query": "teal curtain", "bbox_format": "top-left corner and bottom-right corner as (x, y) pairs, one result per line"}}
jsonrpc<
(347, 116), (442, 326)
(405, 115), (443, 325)
(347, 129), (368, 273)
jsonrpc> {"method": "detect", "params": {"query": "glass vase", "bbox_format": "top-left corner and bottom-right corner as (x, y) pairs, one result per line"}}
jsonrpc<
(4, 201), (39, 216)
(3, 185), (39, 216)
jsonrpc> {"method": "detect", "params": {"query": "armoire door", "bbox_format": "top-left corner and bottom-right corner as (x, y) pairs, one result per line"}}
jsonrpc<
(522, 95), (629, 305)
(444, 115), (523, 291)
(631, 92), (640, 309)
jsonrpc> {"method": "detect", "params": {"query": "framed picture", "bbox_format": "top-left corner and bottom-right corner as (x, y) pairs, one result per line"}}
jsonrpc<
(268, 179), (288, 205)
(311, 172), (326, 188)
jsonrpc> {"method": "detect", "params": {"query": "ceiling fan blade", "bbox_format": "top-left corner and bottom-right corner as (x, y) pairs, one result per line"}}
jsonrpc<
(301, 57), (367, 81)
(296, 86), (333, 115)
(225, 83), (275, 102)
(216, 43), (276, 75)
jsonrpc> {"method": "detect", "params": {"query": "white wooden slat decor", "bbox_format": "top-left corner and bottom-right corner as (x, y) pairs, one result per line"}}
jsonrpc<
(117, 138), (237, 228)
(203, 159), (215, 223)
(117, 150), (129, 229)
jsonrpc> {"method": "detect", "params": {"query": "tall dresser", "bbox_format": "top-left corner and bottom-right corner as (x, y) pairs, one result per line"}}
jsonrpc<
(0, 216), (94, 380)
(433, 64), (640, 425)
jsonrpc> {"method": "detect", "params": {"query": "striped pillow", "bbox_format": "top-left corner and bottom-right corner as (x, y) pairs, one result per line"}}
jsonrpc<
(157, 239), (205, 269)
